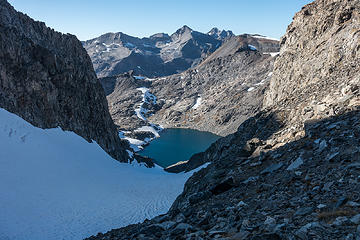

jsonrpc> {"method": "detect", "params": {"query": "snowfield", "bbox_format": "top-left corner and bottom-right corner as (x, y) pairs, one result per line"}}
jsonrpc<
(252, 35), (280, 41)
(0, 108), (203, 240)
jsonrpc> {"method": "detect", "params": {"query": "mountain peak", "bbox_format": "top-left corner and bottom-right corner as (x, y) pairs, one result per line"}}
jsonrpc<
(180, 25), (192, 31)
(208, 27), (220, 34)
(207, 27), (234, 40)
(174, 25), (193, 35)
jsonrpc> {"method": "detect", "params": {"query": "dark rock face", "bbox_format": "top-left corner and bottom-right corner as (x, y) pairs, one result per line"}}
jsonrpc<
(83, 25), (223, 78)
(0, 0), (128, 161)
(86, 0), (360, 239)
(264, 0), (360, 109)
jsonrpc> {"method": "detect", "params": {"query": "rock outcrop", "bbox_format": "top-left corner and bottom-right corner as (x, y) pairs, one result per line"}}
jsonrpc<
(0, 0), (129, 161)
(86, 0), (360, 238)
(264, 0), (360, 119)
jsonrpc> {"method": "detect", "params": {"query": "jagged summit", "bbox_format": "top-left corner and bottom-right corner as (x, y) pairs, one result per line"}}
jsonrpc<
(208, 27), (234, 40)
(170, 25), (194, 40)
(175, 25), (193, 33)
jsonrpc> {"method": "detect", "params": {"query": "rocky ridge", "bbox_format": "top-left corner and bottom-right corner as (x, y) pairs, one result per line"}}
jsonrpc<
(83, 25), (222, 78)
(86, 0), (360, 239)
(83, 27), (277, 79)
(0, 0), (129, 162)
(200, 34), (280, 65)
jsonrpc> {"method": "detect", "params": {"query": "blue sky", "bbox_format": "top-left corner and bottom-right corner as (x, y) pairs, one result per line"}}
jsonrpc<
(9, 0), (313, 41)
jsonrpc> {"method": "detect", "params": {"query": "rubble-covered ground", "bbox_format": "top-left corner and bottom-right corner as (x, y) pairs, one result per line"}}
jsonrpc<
(87, 108), (360, 240)
(86, 0), (360, 239)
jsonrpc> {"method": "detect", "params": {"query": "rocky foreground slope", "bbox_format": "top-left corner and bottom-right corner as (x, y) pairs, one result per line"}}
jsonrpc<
(87, 0), (360, 239)
(0, 0), (128, 161)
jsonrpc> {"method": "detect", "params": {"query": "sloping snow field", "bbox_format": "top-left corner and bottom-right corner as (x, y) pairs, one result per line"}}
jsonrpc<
(0, 108), (201, 240)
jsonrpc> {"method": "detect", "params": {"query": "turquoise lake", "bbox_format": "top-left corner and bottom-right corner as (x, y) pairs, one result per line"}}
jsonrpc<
(139, 128), (220, 168)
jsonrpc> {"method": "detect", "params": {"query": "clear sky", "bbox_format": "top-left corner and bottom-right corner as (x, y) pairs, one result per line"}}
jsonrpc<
(9, 0), (313, 41)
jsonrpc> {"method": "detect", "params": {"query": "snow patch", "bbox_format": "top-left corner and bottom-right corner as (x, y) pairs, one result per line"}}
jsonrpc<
(119, 131), (147, 152)
(192, 97), (202, 109)
(101, 43), (114, 52)
(126, 149), (134, 159)
(125, 42), (135, 48)
(254, 79), (267, 86)
(135, 126), (160, 138)
(135, 108), (147, 121)
(264, 52), (280, 57)
(134, 87), (157, 122)
(248, 44), (257, 51)
(252, 35), (280, 41)
(122, 87), (163, 151)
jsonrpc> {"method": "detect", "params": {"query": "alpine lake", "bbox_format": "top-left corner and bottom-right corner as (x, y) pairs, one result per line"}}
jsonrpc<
(139, 128), (220, 168)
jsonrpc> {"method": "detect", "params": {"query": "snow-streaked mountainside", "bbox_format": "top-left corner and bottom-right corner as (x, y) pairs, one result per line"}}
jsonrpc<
(0, 108), (204, 240)
(83, 26), (227, 78)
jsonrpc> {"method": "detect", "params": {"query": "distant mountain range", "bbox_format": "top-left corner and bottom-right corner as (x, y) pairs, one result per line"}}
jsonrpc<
(83, 26), (279, 78)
